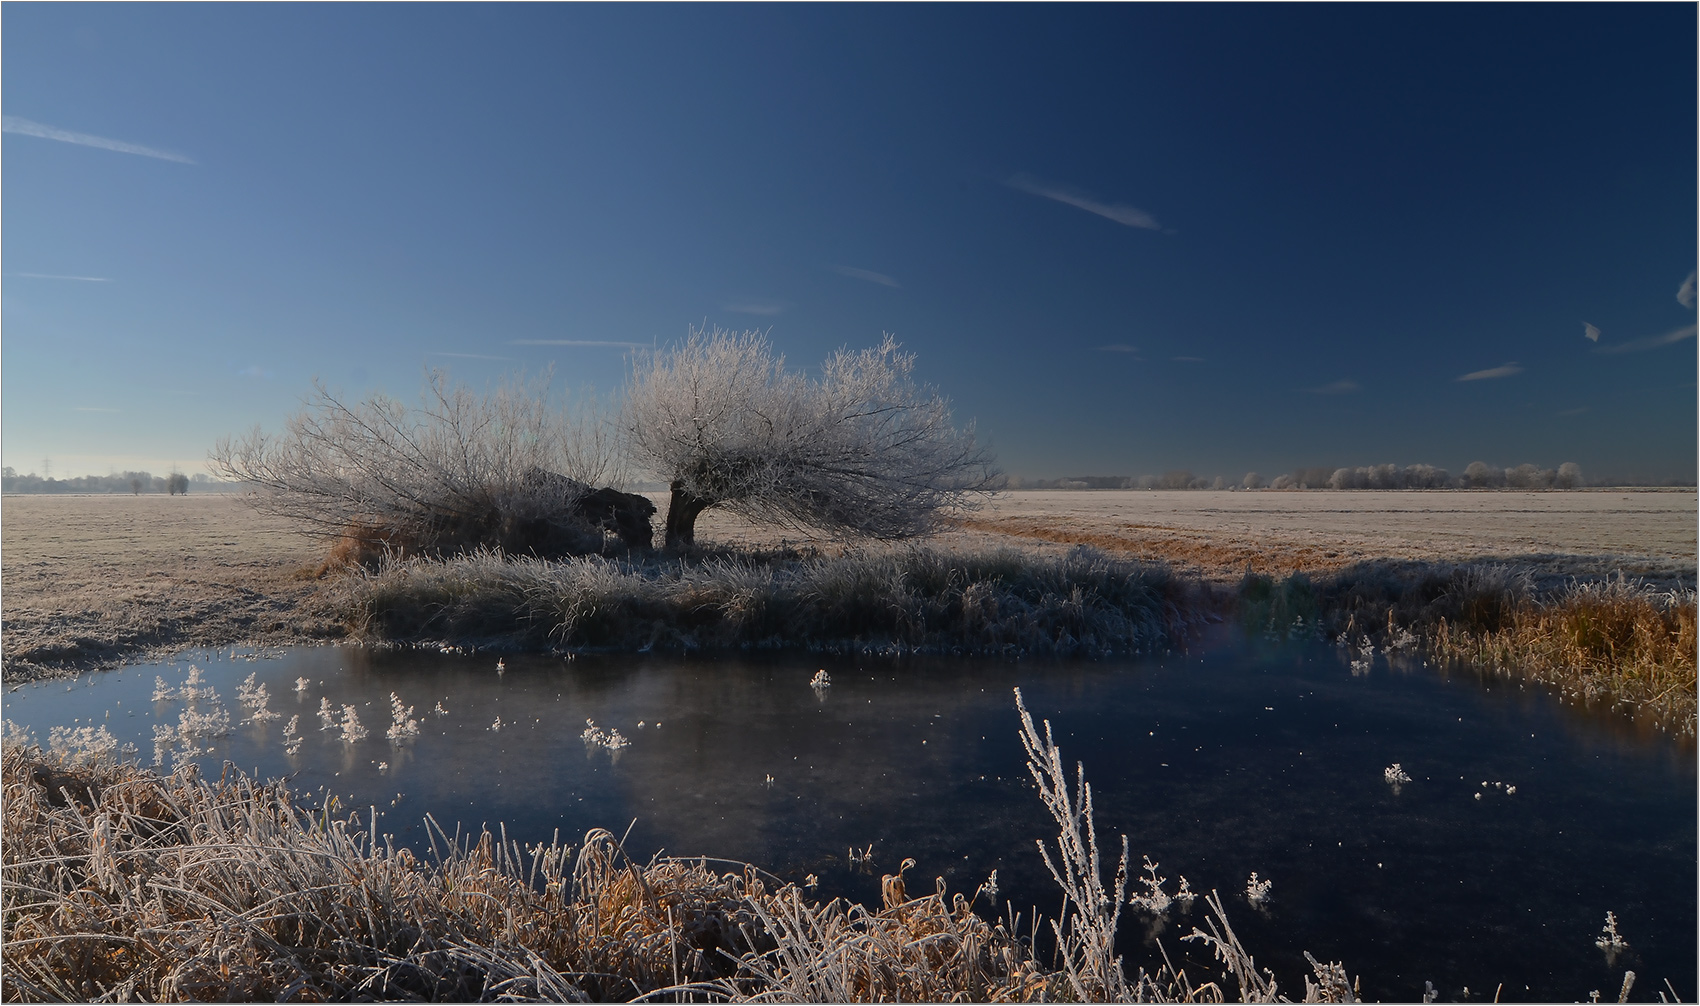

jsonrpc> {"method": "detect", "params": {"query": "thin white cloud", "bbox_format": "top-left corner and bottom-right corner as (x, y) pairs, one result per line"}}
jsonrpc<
(1594, 324), (1697, 355)
(1005, 173), (1161, 230)
(724, 301), (787, 316)
(830, 265), (901, 288)
(1172, 356), (1206, 363)
(13, 272), (111, 282)
(1305, 379), (1361, 395)
(1457, 362), (1523, 381)
(1095, 343), (1139, 354)
(508, 339), (647, 348)
(3, 115), (194, 163)
(1679, 271), (1696, 308)
(235, 364), (272, 379)
(1582, 321), (1600, 343)
(72, 406), (120, 413)
(426, 351), (516, 361)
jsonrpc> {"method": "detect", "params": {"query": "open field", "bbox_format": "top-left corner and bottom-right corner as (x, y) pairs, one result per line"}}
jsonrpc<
(3, 489), (1694, 680)
(956, 489), (1698, 583)
(0, 495), (340, 680)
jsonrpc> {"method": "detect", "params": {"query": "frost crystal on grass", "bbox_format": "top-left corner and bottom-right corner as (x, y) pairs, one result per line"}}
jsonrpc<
(490, 716), (504, 732)
(48, 725), (119, 765)
(152, 676), (176, 702)
(283, 715), (302, 756)
(317, 697), (337, 731)
(1384, 763), (1412, 788)
(603, 728), (629, 750)
(294, 676), (310, 696)
(3, 720), (34, 748)
(810, 669), (831, 692)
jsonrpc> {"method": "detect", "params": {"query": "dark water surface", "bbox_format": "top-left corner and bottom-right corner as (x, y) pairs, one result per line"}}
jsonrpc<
(5, 640), (1693, 1002)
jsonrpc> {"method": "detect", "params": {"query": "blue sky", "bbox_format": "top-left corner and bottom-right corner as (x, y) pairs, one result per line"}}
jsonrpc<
(4, 5), (1695, 482)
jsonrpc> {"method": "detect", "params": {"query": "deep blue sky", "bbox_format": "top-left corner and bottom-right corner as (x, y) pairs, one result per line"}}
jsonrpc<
(4, 5), (1695, 482)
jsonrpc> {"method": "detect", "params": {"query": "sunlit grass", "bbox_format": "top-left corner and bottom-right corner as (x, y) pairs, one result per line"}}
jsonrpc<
(1242, 563), (1698, 735)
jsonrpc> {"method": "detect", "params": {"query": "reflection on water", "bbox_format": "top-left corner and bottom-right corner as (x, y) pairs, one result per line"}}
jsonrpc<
(6, 640), (1693, 1002)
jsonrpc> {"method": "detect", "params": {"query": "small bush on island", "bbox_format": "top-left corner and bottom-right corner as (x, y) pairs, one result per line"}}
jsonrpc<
(341, 545), (1196, 658)
(210, 370), (638, 562)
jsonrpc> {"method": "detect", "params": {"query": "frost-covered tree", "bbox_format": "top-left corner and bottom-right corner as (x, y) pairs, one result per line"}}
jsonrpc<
(624, 327), (998, 548)
(1462, 461), (1505, 489)
(210, 370), (633, 557)
(1554, 462), (1585, 489)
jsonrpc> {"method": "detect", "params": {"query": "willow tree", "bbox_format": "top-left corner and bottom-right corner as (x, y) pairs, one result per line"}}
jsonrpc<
(625, 327), (999, 549)
(209, 370), (638, 558)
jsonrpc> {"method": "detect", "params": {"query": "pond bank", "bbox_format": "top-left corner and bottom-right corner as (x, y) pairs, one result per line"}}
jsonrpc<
(0, 726), (1337, 1003)
(340, 547), (1697, 736)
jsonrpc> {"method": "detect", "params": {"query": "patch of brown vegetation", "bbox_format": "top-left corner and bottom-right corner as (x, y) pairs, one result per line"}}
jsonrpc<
(1433, 579), (1698, 733)
(1, 718), (1355, 1002)
(313, 519), (418, 575)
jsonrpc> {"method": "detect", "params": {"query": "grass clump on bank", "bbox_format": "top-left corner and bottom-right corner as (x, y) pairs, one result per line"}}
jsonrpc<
(1241, 562), (1698, 735)
(341, 545), (1198, 657)
(3, 708), (1365, 1003)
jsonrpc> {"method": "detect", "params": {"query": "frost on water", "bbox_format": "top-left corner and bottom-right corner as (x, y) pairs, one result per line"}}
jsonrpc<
(1245, 871), (1273, 907)
(338, 705), (367, 744)
(1384, 763), (1412, 791)
(1129, 856), (1195, 915)
(386, 693), (420, 741)
(236, 672), (280, 723)
(580, 719), (629, 755)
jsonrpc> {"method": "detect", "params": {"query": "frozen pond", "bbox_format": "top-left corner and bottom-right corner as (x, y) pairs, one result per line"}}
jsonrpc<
(5, 639), (1693, 1002)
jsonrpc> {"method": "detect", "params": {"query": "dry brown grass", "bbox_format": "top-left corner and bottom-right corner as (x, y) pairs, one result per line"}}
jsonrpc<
(1, 709), (1368, 1003)
(1433, 578), (1698, 732)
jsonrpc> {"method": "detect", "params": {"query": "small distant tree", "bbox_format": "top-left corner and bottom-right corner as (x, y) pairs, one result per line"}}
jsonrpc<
(1554, 462), (1585, 489)
(625, 327), (998, 549)
(1462, 461), (1504, 489)
(129, 478), (143, 495)
(211, 370), (629, 557)
(1241, 472), (1265, 490)
(166, 473), (190, 495)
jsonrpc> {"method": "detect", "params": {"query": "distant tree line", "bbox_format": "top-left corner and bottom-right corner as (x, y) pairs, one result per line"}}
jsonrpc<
(1007, 462), (1611, 491)
(2, 468), (205, 495)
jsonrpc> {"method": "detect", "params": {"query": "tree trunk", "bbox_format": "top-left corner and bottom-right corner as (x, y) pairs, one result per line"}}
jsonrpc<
(663, 482), (713, 550)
